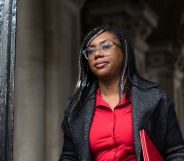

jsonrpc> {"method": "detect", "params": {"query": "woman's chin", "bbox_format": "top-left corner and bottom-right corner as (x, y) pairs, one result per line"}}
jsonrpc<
(95, 73), (114, 81)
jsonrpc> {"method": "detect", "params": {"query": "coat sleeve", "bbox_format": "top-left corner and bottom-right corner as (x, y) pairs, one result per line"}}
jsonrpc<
(58, 110), (79, 161)
(165, 98), (184, 161)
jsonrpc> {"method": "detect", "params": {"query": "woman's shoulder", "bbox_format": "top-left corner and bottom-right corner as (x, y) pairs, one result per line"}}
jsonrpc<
(132, 74), (174, 102)
(132, 74), (159, 90)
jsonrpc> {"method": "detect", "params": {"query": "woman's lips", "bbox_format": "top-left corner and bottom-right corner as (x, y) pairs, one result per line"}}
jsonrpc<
(95, 61), (109, 69)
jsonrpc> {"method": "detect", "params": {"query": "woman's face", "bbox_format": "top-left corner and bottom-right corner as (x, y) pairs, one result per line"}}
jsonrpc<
(87, 32), (124, 81)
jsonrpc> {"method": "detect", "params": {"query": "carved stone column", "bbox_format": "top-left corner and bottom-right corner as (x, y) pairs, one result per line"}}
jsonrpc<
(174, 12), (184, 134)
(146, 43), (177, 98)
(174, 49), (184, 135)
(124, 5), (158, 76)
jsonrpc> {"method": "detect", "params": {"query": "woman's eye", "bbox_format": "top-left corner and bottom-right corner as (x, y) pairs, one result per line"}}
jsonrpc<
(87, 48), (96, 54)
(101, 42), (112, 50)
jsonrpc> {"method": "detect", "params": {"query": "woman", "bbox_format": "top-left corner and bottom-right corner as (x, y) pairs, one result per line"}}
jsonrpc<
(59, 25), (184, 161)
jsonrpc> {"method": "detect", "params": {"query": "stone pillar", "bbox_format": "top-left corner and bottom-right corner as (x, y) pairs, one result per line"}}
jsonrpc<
(44, 0), (62, 160)
(145, 43), (177, 98)
(14, 0), (45, 160)
(44, 0), (85, 161)
(174, 13), (184, 134)
(174, 49), (184, 135)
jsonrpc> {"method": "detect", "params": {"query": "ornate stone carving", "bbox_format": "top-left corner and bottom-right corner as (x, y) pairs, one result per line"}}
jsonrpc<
(176, 53), (184, 73)
(174, 50), (184, 135)
(145, 43), (178, 97)
(82, 2), (158, 39)
(173, 12), (184, 135)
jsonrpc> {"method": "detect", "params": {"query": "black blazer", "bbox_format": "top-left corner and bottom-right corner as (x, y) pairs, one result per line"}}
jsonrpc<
(59, 75), (184, 161)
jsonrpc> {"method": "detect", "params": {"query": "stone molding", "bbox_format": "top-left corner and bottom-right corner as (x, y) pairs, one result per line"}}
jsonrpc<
(66, 0), (86, 9)
(175, 51), (184, 74)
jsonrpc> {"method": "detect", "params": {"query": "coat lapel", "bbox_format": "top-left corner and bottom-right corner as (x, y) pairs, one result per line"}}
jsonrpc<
(69, 82), (97, 161)
(132, 75), (162, 160)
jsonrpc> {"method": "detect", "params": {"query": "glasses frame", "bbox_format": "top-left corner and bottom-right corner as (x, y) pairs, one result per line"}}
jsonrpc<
(82, 40), (122, 60)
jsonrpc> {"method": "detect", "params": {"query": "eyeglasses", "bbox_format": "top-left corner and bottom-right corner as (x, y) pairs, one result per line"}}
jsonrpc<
(82, 40), (121, 60)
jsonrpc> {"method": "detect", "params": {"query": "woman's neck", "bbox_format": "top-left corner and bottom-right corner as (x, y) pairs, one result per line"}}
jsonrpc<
(98, 78), (122, 109)
(98, 78), (120, 97)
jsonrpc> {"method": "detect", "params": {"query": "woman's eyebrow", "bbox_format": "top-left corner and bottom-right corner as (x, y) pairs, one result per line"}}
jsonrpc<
(88, 39), (109, 47)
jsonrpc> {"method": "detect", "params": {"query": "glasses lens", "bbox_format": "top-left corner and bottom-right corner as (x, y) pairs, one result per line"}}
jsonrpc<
(101, 41), (113, 50)
(87, 47), (96, 55)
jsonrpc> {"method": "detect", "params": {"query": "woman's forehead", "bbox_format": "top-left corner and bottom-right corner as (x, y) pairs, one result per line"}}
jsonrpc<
(88, 32), (119, 46)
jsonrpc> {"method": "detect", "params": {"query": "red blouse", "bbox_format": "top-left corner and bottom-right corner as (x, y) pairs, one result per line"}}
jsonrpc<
(89, 89), (136, 161)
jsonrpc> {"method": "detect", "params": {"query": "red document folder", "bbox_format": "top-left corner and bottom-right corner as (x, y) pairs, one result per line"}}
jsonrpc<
(140, 129), (164, 161)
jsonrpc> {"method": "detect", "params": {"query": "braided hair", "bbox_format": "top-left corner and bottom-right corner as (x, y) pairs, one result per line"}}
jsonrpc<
(71, 25), (139, 108)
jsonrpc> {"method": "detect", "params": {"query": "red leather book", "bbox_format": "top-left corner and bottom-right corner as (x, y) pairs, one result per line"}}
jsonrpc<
(140, 129), (164, 161)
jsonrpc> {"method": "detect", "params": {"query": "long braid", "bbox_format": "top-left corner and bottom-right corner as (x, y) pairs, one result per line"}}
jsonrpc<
(118, 39), (128, 101)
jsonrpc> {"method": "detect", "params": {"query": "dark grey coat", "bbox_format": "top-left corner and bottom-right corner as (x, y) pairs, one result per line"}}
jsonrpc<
(59, 75), (184, 161)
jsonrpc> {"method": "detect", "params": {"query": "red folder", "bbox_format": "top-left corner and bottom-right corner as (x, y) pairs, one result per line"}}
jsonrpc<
(140, 129), (164, 161)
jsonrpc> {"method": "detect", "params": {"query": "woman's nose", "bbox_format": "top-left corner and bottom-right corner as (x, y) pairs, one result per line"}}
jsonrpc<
(94, 48), (104, 59)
